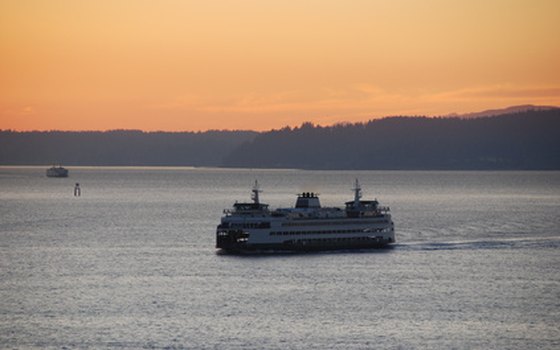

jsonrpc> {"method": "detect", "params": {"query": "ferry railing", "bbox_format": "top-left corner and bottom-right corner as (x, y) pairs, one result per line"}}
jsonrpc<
(377, 206), (391, 213)
(223, 208), (270, 216)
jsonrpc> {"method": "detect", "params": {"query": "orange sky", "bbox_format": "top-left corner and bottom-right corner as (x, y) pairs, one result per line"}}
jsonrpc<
(1, 0), (559, 131)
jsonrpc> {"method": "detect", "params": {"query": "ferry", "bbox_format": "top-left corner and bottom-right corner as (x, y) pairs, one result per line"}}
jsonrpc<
(216, 180), (395, 253)
(46, 165), (69, 178)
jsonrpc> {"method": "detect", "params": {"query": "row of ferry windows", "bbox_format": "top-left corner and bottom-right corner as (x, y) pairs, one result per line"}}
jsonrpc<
(281, 220), (388, 227)
(227, 221), (390, 229)
(270, 229), (384, 236)
(294, 236), (379, 243)
(229, 223), (271, 229)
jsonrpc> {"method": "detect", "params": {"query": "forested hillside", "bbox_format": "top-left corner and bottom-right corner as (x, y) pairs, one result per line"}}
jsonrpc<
(0, 130), (257, 166)
(2, 110), (559, 169)
(223, 110), (560, 170)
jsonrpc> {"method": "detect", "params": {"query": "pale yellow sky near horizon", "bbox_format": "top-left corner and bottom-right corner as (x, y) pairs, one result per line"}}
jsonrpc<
(1, 0), (559, 131)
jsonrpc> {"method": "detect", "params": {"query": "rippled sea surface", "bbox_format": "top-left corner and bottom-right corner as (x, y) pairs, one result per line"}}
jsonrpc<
(1, 167), (559, 349)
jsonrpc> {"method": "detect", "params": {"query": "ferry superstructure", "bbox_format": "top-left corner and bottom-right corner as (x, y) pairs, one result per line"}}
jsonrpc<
(216, 180), (395, 252)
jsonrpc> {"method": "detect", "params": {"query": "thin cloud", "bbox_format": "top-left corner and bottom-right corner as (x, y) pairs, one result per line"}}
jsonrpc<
(143, 84), (560, 130)
(431, 85), (560, 100)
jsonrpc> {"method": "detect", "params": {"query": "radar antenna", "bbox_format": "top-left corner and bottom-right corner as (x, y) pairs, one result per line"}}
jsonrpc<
(353, 178), (362, 205)
(251, 180), (261, 204)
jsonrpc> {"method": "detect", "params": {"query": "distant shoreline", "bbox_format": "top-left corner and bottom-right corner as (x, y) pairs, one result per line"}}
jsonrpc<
(2, 110), (559, 170)
(1, 165), (559, 172)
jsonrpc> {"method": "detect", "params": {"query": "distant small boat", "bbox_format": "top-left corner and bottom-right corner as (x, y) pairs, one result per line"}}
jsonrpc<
(46, 165), (69, 178)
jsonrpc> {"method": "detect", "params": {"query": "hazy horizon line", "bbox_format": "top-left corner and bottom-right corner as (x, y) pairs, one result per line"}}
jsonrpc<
(3, 104), (558, 134)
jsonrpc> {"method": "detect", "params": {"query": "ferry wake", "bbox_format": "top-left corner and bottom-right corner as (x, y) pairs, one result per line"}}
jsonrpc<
(216, 180), (395, 253)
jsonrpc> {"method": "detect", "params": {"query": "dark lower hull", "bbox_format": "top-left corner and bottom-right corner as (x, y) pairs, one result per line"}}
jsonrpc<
(217, 237), (394, 254)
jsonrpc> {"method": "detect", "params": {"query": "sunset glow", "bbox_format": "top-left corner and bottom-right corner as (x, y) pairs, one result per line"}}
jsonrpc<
(1, 0), (559, 131)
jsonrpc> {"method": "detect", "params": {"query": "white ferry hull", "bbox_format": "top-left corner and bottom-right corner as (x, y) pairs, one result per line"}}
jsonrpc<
(216, 219), (395, 253)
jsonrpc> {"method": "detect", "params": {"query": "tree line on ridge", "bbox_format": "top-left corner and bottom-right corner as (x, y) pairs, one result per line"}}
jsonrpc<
(1, 110), (559, 170)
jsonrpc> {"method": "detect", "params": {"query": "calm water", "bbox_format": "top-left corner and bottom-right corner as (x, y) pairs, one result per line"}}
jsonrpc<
(1, 167), (559, 349)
